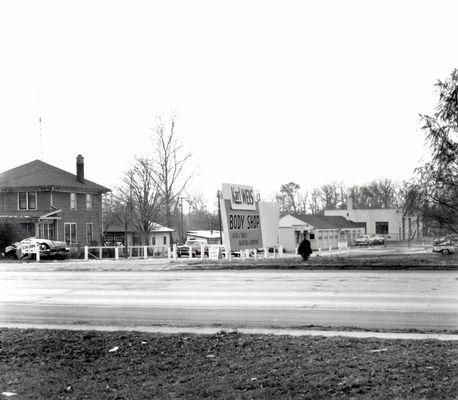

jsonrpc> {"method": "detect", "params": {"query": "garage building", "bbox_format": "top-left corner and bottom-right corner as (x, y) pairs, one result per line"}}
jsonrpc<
(279, 214), (366, 252)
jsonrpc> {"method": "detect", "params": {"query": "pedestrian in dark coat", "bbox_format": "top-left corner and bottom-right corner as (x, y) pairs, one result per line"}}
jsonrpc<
(298, 238), (312, 261)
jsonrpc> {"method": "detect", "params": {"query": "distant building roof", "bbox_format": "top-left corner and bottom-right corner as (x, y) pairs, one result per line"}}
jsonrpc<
(290, 214), (365, 230)
(104, 223), (173, 233)
(186, 230), (222, 239)
(0, 159), (110, 193)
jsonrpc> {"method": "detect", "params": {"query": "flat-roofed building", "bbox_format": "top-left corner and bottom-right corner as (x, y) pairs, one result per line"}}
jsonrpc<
(324, 197), (421, 241)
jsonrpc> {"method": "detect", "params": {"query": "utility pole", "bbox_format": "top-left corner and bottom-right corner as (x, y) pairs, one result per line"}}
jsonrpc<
(217, 191), (223, 245)
(180, 197), (184, 243)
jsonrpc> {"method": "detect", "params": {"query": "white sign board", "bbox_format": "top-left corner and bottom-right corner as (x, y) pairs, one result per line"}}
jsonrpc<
(222, 183), (256, 211)
(20, 243), (37, 254)
(259, 201), (280, 248)
(209, 245), (222, 260)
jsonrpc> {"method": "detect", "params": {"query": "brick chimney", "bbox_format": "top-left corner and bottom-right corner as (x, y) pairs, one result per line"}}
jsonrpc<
(76, 154), (84, 183)
(347, 195), (353, 211)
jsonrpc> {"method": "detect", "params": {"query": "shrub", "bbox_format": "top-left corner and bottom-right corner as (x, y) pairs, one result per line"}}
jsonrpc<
(0, 222), (27, 252)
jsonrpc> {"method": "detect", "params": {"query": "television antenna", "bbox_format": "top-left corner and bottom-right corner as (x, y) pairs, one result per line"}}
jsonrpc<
(38, 115), (43, 160)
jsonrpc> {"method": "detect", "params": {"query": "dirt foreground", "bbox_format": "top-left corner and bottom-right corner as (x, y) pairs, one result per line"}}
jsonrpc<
(1, 328), (457, 399)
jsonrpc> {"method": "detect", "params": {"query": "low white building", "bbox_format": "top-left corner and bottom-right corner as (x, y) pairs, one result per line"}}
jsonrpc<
(324, 198), (421, 241)
(279, 214), (366, 252)
(103, 223), (174, 247)
(186, 230), (222, 244)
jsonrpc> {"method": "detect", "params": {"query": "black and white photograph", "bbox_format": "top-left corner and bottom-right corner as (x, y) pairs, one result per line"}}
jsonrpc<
(0, 1), (457, 398)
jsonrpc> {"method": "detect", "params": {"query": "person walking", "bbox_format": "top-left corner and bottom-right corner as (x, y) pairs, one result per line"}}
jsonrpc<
(298, 237), (312, 261)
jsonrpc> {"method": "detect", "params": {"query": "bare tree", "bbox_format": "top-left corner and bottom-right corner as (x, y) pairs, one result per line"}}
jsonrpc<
(297, 191), (309, 214)
(183, 192), (219, 232)
(120, 158), (162, 244)
(319, 182), (341, 210)
(347, 179), (399, 209)
(276, 182), (301, 214)
(308, 188), (322, 214)
(103, 157), (162, 251)
(148, 114), (193, 235)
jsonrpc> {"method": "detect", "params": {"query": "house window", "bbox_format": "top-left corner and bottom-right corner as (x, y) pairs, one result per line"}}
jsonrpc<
(163, 236), (167, 245)
(151, 236), (156, 245)
(114, 233), (124, 243)
(86, 223), (93, 243)
(309, 233), (315, 240)
(18, 191), (37, 210)
(28, 192), (36, 209)
(39, 222), (55, 240)
(375, 222), (388, 235)
(86, 194), (92, 211)
(70, 193), (77, 210)
(64, 223), (77, 244)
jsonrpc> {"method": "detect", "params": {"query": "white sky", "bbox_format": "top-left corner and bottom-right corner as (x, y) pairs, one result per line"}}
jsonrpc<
(1, 0), (457, 209)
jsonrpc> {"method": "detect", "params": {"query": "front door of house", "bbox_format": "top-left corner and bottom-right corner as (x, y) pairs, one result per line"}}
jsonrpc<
(38, 221), (56, 240)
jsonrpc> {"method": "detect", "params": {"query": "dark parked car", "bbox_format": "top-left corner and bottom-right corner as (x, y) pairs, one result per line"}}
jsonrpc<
(176, 240), (208, 257)
(432, 237), (455, 255)
(371, 235), (386, 245)
(354, 235), (374, 246)
(5, 237), (70, 260)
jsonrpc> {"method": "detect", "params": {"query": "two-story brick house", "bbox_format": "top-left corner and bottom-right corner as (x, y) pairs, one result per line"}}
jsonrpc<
(0, 155), (110, 246)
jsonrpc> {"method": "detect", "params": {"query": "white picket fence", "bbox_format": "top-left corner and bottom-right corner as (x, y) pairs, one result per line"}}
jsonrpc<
(83, 244), (285, 262)
(84, 245), (168, 261)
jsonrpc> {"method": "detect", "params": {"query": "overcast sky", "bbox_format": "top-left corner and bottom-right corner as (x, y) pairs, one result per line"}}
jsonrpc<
(1, 1), (457, 208)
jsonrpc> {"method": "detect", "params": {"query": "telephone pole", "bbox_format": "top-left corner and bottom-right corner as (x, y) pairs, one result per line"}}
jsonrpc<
(217, 191), (223, 245)
(180, 197), (185, 243)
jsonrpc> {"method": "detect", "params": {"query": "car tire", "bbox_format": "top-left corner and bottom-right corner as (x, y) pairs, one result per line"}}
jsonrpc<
(441, 249), (450, 255)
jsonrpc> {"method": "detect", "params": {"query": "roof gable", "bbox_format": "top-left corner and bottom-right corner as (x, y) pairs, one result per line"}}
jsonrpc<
(104, 223), (173, 233)
(0, 159), (110, 193)
(289, 214), (364, 229)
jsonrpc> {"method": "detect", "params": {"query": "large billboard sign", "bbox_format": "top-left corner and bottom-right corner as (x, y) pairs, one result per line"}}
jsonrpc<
(222, 183), (256, 211)
(221, 183), (263, 251)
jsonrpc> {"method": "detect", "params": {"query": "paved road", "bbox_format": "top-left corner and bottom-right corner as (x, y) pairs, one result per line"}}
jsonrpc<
(0, 269), (457, 331)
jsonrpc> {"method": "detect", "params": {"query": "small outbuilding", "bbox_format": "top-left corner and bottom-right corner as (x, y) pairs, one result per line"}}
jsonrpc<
(103, 223), (173, 248)
(279, 214), (366, 252)
(185, 230), (222, 244)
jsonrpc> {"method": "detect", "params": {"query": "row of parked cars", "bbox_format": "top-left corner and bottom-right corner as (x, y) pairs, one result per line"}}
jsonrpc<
(354, 234), (386, 246)
(176, 240), (275, 258)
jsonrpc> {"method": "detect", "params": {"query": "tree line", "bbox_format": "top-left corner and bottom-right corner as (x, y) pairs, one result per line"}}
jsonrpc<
(274, 179), (407, 215)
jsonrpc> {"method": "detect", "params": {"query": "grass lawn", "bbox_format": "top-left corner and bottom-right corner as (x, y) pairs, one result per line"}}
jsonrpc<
(185, 252), (458, 271)
(1, 329), (456, 399)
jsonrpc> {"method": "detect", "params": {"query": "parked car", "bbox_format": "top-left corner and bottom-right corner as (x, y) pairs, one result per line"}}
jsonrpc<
(371, 235), (385, 245)
(432, 237), (456, 255)
(176, 240), (208, 257)
(354, 235), (374, 246)
(4, 237), (70, 260)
